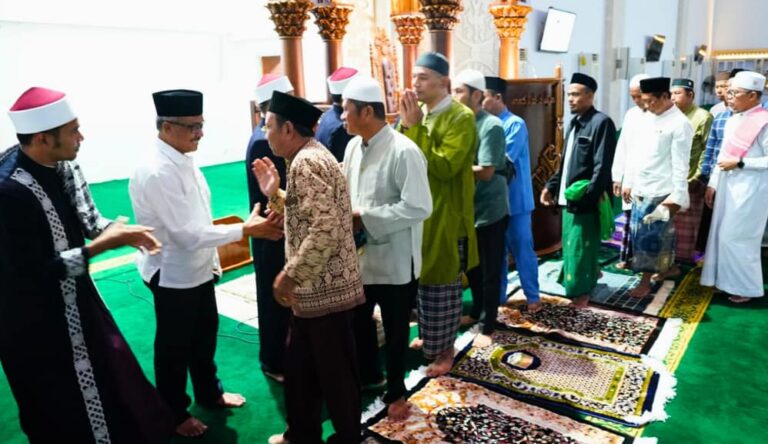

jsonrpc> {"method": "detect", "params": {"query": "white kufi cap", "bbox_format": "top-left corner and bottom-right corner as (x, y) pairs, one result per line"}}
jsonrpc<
(454, 69), (486, 91)
(342, 76), (385, 104)
(732, 71), (766, 92)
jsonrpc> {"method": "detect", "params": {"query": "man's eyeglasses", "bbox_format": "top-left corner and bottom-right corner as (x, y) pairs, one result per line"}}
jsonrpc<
(166, 121), (204, 132)
(726, 89), (751, 97)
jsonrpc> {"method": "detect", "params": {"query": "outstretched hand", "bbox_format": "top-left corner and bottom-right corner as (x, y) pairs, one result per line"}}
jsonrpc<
(243, 203), (283, 240)
(89, 221), (162, 258)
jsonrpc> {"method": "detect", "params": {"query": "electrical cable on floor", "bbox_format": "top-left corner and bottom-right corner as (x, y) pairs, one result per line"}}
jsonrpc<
(95, 276), (263, 345)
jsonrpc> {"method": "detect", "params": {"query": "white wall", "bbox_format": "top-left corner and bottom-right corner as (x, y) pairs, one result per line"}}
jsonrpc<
(0, 0), (376, 183)
(712, 0), (768, 50)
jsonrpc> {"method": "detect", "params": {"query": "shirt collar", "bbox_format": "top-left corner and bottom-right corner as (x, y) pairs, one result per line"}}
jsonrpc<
(363, 124), (390, 149)
(738, 104), (764, 116)
(657, 104), (678, 119)
(156, 137), (193, 167)
(427, 95), (453, 117)
(499, 108), (512, 120)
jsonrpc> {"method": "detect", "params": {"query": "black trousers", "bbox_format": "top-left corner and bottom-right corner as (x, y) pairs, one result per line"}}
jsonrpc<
(466, 215), (509, 335)
(696, 204), (713, 252)
(146, 273), (223, 424)
(251, 238), (290, 374)
(353, 279), (417, 404)
(284, 309), (360, 444)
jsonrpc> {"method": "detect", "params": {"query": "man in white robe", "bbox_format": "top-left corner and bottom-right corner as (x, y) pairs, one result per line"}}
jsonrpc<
(612, 73), (652, 269)
(702, 71), (768, 303)
(341, 77), (433, 419)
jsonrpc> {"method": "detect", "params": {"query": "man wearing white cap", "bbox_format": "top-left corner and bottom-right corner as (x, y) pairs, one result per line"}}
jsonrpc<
(341, 76), (432, 419)
(612, 73), (652, 269)
(702, 71), (768, 303)
(452, 70), (509, 347)
(0, 87), (175, 442)
(316, 66), (359, 161)
(245, 74), (294, 383)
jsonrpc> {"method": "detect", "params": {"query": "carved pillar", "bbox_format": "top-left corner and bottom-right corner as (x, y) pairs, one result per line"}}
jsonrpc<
(489, 0), (532, 79)
(420, 0), (463, 61)
(311, 1), (353, 100)
(266, 0), (313, 98)
(391, 14), (425, 88)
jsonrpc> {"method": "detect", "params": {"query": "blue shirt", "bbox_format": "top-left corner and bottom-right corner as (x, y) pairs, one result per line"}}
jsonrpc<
(700, 109), (733, 181)
(315, 104), (353, 162)
(499, 108), (534, 214)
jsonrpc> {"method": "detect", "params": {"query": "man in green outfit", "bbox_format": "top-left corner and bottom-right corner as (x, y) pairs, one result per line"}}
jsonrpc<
(670, 78), (713, 265)
(541, 73), (616, 308)
(399, 52), (479, 376)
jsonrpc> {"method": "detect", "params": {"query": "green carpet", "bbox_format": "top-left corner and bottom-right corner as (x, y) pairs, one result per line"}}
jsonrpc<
(1, 160), (766, 443)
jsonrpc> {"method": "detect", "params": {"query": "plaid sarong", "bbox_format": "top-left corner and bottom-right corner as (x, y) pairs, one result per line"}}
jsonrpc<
(418, 238), (467, 360)
(673, 185), (704, 262)
(631, 195), (675, 274)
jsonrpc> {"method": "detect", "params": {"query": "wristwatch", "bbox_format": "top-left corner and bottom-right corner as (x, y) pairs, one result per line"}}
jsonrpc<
(737, 158), (745, 169)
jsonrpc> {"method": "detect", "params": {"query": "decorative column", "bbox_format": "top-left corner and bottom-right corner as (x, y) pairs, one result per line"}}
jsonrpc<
(391, 5), (425, 89)
(420, 0), (463, 61)
(311, 0), (354, 99)
(266, 0), (313, 98)
(489, 0), (532, 79)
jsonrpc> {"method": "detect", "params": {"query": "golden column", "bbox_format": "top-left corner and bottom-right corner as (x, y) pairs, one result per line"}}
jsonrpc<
(489, 0), (532, 79)
(419, 0), (463, 61)
(266, 0), (313, 98)
(311, 0), (353, 98)
(391, 0), (425, 89)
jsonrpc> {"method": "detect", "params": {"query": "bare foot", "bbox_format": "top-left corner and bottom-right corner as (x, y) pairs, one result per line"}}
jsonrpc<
(527, 301), (542, 313)
(425, 350), (454, 377)
(387, 398), (412, 420)
(267, 433), (289, 444)
(460, 315), (478, 327)
(652, 265), (681, 281)
(409, 337), (423, 350)
(472, 333), (493, 348)
(728, 296), (752, 303)
(615, 261), (629, 270)
(629, 283), (652, 298)
(217, 392), (246, 408)
(176, 417), (207, 437)
(264, 371), (284, 384)
(572, 295), (590, 309)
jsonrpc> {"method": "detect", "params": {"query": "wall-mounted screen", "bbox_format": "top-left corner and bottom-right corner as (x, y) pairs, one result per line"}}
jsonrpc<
(539, 7), (576, 53)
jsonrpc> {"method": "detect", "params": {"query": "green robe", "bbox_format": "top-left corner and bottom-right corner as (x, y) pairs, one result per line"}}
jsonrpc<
(402, 99), (479, 285)
(684, 104), (714, 180)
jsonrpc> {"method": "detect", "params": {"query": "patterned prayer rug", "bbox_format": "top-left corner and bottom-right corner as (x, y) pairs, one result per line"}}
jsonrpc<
(506, 263), (674, 315)
(498, 295), (681, 358)
(450, 330), (675, 426)
(364, 376), (637, 443)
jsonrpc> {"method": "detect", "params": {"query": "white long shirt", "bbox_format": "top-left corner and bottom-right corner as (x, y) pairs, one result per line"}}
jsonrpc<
(612, 106), (653, 210)
(343, 125), (433, 285)
(629, 104), (693, 209)
(702, 104), (768, 296)
(129, 138), (243, 289)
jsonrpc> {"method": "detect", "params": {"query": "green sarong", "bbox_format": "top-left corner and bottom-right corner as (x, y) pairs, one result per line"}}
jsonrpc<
(559, 211), (601, 298)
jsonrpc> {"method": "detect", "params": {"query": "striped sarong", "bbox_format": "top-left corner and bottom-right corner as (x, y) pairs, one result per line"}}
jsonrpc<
(673, 185), (704, 263)
(630, 196), (675, 274)
(418, 238), (467, 360)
